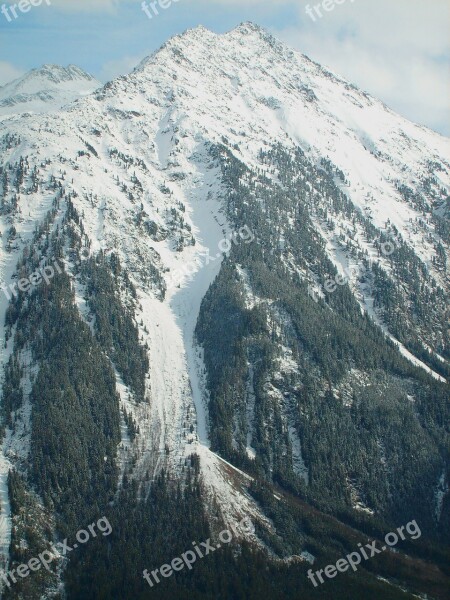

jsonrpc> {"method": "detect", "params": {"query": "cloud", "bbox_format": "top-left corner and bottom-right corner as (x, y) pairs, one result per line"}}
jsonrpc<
(50, 0), (125, 13)
(186, 0), (450, 133)
(0, 62), (25, 87)
(271, 0), (450, 135)
(99, 53), (147, 82)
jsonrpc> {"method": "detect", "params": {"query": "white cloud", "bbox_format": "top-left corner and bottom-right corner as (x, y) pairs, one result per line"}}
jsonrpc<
(0, 62), (24, 87)
(271, 0), (450, 135)
(99, 54), (147, 82)
(50, 0), (125, 13)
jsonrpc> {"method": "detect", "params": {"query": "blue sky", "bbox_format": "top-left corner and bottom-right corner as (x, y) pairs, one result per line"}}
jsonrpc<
(0, 0), (449, 135)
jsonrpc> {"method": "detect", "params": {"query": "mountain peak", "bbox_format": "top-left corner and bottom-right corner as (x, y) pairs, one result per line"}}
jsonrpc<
(0, 63), (100, 117)
(171, 23), (216, 44)
(25, 64), (96, 84)
(133, 21), (291, 78)
(159, 21), (274, 52)
(227, 21), (281, 46)
(231, 21), (267, 35)
(1, 64), (97, 92)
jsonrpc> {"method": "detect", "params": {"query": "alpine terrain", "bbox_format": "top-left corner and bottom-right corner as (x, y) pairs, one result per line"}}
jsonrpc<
(0, 65), (100, 118)
(0, 22), (448, 600)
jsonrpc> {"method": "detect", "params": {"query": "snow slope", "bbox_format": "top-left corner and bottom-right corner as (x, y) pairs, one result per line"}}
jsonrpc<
(0, 64), (100, 118)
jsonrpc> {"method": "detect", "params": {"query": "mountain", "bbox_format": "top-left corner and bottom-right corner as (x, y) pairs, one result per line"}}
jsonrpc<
(0, 22), (448, 600)
(0, 64), (100, 118)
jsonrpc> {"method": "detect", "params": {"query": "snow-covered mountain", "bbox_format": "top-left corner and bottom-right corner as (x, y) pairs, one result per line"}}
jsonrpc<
(0, 22), (448, 599)
(0, 64), (100, 118)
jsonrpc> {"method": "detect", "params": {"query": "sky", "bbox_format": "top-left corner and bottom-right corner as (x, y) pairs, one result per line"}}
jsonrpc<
(0, 0), (449, 135)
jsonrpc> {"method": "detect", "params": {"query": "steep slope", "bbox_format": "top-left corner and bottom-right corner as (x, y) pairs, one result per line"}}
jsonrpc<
(132, 22), (449, 373)
(0, 65), (100, 118)
(0, 22), (448, 600)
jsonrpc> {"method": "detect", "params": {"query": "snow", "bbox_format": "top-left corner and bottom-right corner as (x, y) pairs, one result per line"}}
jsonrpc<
(288, 426), (309, 484)
(169, 163), (229, 447)
(0, 201), (60, 586)
(0, 449), (11, 574)
(245, 364), (257, 460)
(0, 22), (448, 575)
(236, 265), (262, 310)
(114, 374), (134, 488)
(435, 471), (448, 521)
(190, 443), (274, 541)
(299, 550), (315, 564)
(0, 294), (14, 574)
(362, 293), (447, 383)
(347, 477), (375, 516)
(0, 64), (100, 118)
